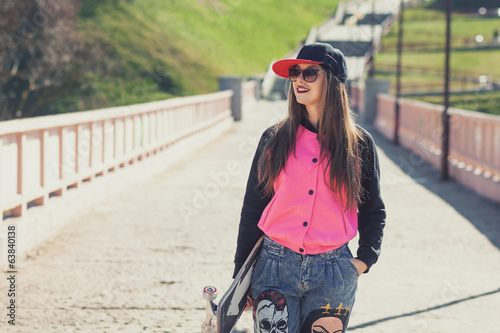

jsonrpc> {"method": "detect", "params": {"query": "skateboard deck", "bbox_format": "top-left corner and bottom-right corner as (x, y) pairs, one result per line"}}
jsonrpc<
(202, 236), (264, 333)
(217, 235), (264, 332)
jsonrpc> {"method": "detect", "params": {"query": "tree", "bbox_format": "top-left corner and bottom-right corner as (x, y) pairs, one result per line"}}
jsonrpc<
(0, 0), (84, 120)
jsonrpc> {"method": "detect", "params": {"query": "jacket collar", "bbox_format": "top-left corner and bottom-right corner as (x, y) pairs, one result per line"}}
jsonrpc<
(300, 117), (318, 134)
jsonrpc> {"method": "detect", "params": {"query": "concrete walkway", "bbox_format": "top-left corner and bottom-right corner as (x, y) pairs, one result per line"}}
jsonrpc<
(1, 100), (499, 332)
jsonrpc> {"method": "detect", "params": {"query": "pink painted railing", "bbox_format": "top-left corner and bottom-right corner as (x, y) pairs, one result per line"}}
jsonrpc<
(349, 81), (364, 111)
(449, 108), (500, 180)
(374, 93), (500, 203)
(374, 93), (396, 140)
(0, 90), (233, 220)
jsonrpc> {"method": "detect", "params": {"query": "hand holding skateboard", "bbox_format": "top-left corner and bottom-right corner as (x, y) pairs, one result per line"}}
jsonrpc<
(201, 236), (264, 333)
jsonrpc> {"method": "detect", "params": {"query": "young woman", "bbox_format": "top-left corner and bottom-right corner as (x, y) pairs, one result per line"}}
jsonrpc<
(233, 43), (386, 332)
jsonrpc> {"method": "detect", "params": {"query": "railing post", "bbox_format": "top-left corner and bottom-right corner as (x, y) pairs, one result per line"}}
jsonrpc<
(441, 0), (452, 181)
(395, 0), (404, 145)
(249, 75), (264, 100)
(361, 78), (390, 124)
(17, 133), (26, 217)
(218, 75), (243, 121)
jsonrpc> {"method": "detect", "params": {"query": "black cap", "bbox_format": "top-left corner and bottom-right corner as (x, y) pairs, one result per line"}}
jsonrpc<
(272, 43), (348, 83)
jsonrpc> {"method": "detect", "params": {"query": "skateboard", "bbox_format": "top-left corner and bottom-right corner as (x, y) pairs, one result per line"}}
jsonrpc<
(201, 236), (264, 333)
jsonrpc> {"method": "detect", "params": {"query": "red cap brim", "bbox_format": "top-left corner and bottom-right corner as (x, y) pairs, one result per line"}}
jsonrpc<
(272, 59), (323, 79)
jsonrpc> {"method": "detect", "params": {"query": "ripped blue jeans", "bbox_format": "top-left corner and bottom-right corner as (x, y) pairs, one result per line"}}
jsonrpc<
(251, 236), (359, 333)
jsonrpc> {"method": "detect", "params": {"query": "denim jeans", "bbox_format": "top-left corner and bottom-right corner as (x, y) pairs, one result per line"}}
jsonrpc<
(251, 236), (359, 333)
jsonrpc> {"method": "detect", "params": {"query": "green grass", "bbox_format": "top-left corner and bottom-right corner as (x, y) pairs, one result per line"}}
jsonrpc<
(419, 92), (500, 115)
(376, 48), (500, 77)
(374, 1), (500, 115)
(41, 0), (340, 114)
(382, 6), (500, 47)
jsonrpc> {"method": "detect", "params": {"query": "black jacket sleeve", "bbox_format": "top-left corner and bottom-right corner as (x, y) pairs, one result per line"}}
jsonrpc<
(233, 128), (273, 278)
(355, 129), (386, 272)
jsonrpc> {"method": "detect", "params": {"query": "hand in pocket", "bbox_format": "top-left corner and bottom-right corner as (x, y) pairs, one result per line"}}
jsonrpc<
(348, 258), (367, 275)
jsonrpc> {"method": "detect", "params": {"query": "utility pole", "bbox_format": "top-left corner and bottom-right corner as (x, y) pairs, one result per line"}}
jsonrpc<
(441, 0), (452, 180)
(394, 0), (404, 145)
(368, 0), (376, 77)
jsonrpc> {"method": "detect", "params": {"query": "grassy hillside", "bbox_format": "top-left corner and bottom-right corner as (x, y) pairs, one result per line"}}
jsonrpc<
(47, 0), (340, 113)
(374, 2), (500, 115)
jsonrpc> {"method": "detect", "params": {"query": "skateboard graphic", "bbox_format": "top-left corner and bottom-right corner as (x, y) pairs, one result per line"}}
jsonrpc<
(201, 236), (264, 333)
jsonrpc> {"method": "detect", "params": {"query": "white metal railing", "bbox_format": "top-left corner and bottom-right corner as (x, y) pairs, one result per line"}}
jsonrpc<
(0, 90), (233, 220)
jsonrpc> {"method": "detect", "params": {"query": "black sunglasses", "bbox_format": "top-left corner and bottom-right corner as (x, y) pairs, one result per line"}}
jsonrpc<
(288, 67), (326, 82)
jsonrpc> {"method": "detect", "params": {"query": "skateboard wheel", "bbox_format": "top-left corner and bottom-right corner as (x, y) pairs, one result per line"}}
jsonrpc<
(201, 321), (216, 333)
(203, 286), (217, 301)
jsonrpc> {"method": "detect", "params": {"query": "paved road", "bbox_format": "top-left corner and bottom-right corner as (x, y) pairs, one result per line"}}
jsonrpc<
(1, 100), (499, 332)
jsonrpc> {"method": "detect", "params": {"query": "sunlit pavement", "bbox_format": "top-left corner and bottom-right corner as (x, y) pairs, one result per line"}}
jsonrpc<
(1, 100), (499, 332)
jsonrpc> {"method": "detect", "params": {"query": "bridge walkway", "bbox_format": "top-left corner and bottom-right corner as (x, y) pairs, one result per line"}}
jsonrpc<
(1, 100), (499, 332)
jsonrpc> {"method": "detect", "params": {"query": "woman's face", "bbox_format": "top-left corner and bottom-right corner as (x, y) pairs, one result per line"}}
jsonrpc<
(291, 63), (326, 112)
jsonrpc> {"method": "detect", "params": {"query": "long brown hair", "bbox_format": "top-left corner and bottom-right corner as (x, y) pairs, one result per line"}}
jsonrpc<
(257, 68), (365, 209)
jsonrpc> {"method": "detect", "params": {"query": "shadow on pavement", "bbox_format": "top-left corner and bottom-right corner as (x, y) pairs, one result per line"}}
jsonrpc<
(364, 124), (500, 250)
(349, 287), (500, 330)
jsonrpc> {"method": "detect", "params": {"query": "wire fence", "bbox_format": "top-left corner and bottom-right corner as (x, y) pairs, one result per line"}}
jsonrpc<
(374, 63), (500, 95)
(380, 37), (500, 53)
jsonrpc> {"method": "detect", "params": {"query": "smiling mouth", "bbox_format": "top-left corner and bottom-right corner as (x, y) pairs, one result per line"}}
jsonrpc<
(296, 86), (310, 93)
